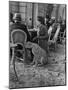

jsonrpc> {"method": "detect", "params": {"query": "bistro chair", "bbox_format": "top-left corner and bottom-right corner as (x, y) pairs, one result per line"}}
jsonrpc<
(10, 29), (27, 80)
(48, 24), (60, 51)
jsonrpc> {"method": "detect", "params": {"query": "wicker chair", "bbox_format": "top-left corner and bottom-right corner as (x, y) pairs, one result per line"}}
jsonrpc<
(10, 29), (27, 80)
(48, 24), (60, 51)
(48, 26), (53, 42)
(58, 29), (66, 43)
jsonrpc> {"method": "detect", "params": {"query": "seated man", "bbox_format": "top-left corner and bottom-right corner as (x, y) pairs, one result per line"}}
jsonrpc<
(10, 13), (31, 42)
(10, 13), (31, 64)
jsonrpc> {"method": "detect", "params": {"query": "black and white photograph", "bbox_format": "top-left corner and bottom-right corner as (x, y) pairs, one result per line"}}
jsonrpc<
(9, 1), (66, 89)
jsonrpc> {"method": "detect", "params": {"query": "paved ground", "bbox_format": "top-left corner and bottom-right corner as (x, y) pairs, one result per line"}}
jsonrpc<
(9, 40), (66, 89)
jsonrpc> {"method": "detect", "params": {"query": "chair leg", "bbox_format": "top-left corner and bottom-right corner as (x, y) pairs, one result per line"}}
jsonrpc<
(11, 48), (19, 81)
(13, 56), (19, 81)
(11, 48), (14, 65)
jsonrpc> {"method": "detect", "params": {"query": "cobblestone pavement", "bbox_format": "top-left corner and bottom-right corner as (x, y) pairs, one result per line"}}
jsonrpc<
(9, 41), (66, 89)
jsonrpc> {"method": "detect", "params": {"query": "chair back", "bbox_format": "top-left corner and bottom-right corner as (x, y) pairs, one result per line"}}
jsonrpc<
(48, 26), (53, 35)
(11, 29), (27, 45)
(48, 26), (53, 41)
(53, 25), (60, 42)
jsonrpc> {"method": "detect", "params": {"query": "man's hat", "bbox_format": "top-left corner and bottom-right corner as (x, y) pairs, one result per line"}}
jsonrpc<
(13, 13), (22, 21)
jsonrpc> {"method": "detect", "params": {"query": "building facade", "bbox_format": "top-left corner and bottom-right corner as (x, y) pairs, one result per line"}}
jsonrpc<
(9, 1), (66, 28)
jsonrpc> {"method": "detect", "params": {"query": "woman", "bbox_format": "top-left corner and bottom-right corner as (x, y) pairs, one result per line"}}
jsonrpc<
(35, 16), (49, 57)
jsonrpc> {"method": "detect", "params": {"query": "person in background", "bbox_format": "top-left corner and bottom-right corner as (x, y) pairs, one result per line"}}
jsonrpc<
(46, 14), (51, 29)
(50, 18), (59, 40)
(49, 17), (56, 26)
(27, 18), (32, 29)
(57, 19), (66, 43)
(60, 20), (66, 32)
(44, 17), (48, 30)
(9, 13), (14, 25)
(36, 16), (49, 57)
